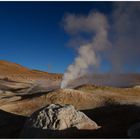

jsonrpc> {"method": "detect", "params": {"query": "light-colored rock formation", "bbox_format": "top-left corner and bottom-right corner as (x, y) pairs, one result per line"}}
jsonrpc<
(20, 104), (100, 138)
(24, 104), (99, 130)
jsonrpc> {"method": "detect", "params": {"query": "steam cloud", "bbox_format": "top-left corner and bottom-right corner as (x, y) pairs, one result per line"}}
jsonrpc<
(61, 2), (140, 88)
(61, 12), (111, 88)
(111, 2), (140, 73)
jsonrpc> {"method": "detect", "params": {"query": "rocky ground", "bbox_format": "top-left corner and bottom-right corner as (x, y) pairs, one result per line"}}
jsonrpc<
(0, 78), (140, 138)
(0, 60), (140, 138)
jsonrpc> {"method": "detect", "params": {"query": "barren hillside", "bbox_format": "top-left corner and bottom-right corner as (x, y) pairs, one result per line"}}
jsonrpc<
(0, 60), (62, 83)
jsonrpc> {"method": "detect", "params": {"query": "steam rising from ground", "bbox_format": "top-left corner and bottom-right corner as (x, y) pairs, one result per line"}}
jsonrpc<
(61, 2), (140, 88)
(61, 12), (111, 88)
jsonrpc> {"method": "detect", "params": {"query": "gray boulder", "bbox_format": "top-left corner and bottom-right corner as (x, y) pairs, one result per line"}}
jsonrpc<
(21, 104), (100, 138)
(25, 104), (99, 130)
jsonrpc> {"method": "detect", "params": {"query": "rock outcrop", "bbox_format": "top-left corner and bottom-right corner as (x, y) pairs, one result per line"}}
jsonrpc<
(24, 104), (99, 130)
(21, 104), (99, 138)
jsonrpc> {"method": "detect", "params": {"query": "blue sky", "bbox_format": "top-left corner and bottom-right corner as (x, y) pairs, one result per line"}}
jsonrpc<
(0, 2), (113, 73)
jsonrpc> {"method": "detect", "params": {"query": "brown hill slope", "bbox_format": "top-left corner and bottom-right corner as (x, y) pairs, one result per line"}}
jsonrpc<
(0, 60), (62, 83)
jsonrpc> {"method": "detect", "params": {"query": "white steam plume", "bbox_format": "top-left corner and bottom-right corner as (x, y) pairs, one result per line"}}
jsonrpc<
(61, 2), (140, 88)
(61, 12), (111, 88)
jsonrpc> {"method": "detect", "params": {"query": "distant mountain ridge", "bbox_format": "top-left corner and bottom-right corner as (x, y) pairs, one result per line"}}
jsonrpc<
(0, 60), (62, 83)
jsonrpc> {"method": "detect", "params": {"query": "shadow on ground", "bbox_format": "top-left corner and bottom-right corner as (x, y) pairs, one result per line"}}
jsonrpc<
(0, 104), (140, 138)
(20, 104), (140, 138)
(83, 104), (140, 138)
(0, 109), (27, 138)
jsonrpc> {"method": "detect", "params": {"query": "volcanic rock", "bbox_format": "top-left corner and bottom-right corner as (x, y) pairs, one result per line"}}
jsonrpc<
(21, 104), (99, 138)
(23, 104), (99, 130)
